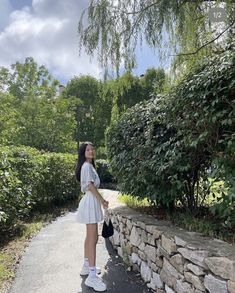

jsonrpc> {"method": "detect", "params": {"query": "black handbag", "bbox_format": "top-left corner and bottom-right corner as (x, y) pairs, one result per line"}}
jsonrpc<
(102, 219), (114, 238)
(102, 209), (114, 238)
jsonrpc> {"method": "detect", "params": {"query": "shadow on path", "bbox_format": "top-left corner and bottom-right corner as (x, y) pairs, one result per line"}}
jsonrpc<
(101, 238), (149, 293)
(9, 189), (151, 293)
(77, 233), (150, 293)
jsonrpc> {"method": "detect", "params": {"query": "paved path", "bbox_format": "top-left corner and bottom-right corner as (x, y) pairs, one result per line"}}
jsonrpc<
(9, 189), (150, 293)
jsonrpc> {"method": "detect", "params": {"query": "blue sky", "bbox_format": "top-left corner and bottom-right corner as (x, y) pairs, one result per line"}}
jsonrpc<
(0, 0), (172, 84)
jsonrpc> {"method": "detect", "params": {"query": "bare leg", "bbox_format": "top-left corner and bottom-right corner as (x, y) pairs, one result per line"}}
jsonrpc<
(85, 223), (98, 267)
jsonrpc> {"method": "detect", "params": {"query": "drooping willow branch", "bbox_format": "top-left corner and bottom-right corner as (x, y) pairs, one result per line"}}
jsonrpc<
(171, 20), (235, 56)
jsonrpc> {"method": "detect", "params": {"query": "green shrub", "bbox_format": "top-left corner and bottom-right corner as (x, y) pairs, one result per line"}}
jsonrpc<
(0, 145), (115, 233)
(106, 50), (235, 215)
(209, 141), (235, 228)
(95, 159), (115, 184)
(0, 152), (31, 229)
(96, 146), (107, 159)
(0, 146), (79, 233)
(34, 153), (78, 209)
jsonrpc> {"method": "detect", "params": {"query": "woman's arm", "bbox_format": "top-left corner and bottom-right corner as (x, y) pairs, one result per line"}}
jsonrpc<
(87, 182), (109, 208)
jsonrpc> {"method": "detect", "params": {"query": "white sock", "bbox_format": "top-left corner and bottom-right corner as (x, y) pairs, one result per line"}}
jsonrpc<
(84, 257), (89, 267)
(89, 266), (97, 278)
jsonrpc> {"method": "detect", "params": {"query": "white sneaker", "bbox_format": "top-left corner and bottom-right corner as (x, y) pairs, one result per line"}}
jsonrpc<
(85, 275), (107, 292)
(80, 265), (101, 276)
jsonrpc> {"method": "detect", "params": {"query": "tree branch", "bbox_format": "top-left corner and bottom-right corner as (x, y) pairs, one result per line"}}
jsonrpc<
(171, 21), (235, 56)
(110, 1), (160, 15)
(112, 0), (211, 15)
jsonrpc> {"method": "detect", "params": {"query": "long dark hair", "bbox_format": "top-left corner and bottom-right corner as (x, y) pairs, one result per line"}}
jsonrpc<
(75, 141), (96, 182)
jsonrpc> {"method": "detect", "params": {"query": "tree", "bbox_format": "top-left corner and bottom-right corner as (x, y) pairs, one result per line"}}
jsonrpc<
(0, 58), (77, 153)
(0, 93), (20, 145)
(78, 0), (235, 75)
(65, 75), (101, 144)
(115, 72), (144, 110)
(16, 97), (77, 152)
(0, 57), (59, 100)
(140, 67), (167, 97)
(65, 75), (99, 104)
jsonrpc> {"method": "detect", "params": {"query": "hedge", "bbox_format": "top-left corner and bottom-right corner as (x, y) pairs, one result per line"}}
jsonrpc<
(106, 50), (235, 226)
(0, 146), (114, 233)
(0, 146), (79, 233)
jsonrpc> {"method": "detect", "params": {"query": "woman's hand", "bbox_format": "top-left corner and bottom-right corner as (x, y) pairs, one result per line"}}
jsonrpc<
(101, 199), (109, 209)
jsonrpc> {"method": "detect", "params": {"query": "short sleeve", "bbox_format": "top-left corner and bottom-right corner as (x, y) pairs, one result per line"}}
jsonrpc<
(81, 162), (95, 193)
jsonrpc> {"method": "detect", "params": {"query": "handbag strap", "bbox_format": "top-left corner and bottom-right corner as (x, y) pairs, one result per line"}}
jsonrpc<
(103, 207), (110, 224)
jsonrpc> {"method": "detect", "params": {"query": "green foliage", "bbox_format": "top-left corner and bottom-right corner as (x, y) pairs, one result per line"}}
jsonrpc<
(0, 145), (114, 233)
(17, 96), (77, 152)
(210, 190), (235, 229)
(101, 70), (168, 132)
(106, 98), (180, 209)
(114, 72), (144, 110)
(17, 98), (76, 152)
(0, 57), (58, 100)
(106, 50), (235, 220)
(0, 93), (20, 145)
(93, 88), (113, 146)
(164, 49), (235, 210)
(118, 194), (150, 208)
(167, 51), (235, 156)
(0, 58), (77, 153)
(140, 68), (167, 97)
(168, 211), (228, 241)
(96, 146), (107, 159)
(95, 159), (115, 184)
(209, 141), (235, 228)
(65, 75), (99, 104)
(0, 152), (31, 228)
(61, 70), (168, 150)
(0, 93), (77, 152)
(0, 57), (168, 153)
(119, 193), (234, 243)
(34, 153), (79, 208)
(78, 0), (234, 74)
(65, 75), (104, 146)
(0, 146), (79, 233)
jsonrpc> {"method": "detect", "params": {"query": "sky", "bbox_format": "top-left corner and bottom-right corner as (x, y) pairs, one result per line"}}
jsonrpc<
(0, 0), (172, 85)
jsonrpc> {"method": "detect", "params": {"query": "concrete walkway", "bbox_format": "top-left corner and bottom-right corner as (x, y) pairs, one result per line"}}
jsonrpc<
(9, 189), (150, 293)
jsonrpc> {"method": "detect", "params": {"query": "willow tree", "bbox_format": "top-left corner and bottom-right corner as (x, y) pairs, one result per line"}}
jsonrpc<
(78, 0), (234, 77)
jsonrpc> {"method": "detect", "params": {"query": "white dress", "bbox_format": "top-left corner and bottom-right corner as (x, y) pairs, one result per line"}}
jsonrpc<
(76, 161), (103, 224)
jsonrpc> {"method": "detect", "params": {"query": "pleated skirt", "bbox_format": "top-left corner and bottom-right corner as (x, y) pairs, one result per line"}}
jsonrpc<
(76, 191), (103, 224)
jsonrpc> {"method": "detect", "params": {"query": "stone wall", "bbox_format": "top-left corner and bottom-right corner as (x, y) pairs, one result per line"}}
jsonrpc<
(107, 206), (235, 293)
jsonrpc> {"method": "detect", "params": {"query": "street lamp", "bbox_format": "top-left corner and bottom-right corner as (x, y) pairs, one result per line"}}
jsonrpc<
(76, 104), (89, 148)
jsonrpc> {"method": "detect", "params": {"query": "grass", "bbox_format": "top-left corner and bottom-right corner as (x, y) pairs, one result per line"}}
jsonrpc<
(0, 218), (46, 292)
(118, 194), (150, 208)
(118, 193), (235, 244)
(0, 198), (78, 293)
(0, 254), (14, 288)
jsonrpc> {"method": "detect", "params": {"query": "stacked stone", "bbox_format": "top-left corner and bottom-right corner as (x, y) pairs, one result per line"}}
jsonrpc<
(108, 208), (235, 293)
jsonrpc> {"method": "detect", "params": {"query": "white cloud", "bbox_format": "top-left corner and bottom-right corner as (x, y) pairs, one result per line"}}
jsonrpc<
(0, 0), (102, 83)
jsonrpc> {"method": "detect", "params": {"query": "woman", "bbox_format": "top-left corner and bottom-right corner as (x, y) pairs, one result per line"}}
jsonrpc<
(76, 141), (109, 292)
